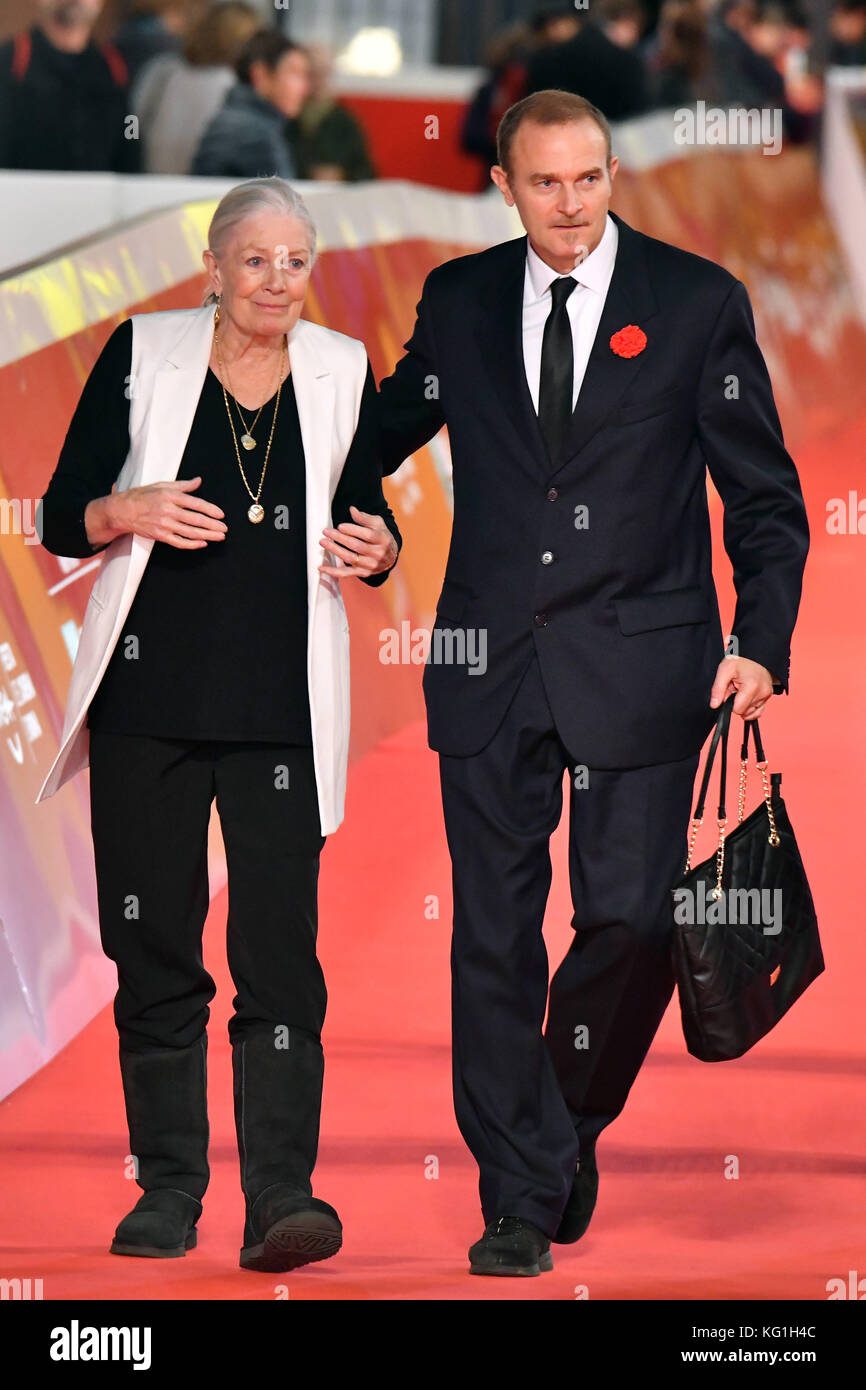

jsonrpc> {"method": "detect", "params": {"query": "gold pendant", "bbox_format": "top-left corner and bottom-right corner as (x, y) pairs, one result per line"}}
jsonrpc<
(241, 433), (256, 450)
(248, 503), (265, 524)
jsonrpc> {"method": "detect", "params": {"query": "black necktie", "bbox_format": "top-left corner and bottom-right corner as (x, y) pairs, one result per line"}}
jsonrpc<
(538, 276), (576, 462)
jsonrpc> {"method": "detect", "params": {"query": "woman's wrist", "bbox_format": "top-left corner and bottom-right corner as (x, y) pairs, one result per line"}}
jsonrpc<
(84, 492), (127, 547)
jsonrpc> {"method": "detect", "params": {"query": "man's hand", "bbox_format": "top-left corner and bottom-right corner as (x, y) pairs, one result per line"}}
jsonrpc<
(319, 505), (398, 579)
(710, 655), (774, 720)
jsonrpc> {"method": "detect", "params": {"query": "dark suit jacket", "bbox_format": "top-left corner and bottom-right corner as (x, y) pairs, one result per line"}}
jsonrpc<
(377, 212), (809, 767)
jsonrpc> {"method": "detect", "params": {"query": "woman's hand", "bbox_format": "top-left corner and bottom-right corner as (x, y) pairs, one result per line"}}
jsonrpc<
(85, 478), (227, 550)
(319, 506), (398, 579)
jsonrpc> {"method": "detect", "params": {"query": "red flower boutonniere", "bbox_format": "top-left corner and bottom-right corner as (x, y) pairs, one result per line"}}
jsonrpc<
(610, 325), (647, 358)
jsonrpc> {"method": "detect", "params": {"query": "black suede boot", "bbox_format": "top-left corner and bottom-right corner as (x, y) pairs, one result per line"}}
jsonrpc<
(233, 1027), (341, 1272)
(553, 1146), (599, 1245)
(110, 1036), (209, 1259)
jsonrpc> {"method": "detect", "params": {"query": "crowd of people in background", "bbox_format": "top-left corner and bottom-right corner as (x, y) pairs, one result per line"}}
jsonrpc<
(462, 0), (866, 185)
(0, 0), (865, 180)
(0, 0), (376, 179)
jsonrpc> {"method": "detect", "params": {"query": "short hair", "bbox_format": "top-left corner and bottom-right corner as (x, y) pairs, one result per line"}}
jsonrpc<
(235, 29), (307, 85)
(496, 90), (613, 175)
(201, 177), (317, 306)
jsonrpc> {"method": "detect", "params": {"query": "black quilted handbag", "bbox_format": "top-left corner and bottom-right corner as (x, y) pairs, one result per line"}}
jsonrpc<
(670, 694), (823, 1061)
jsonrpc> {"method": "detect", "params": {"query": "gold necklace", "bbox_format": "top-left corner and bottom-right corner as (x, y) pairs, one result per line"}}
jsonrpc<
(214, 321), (285, 451)
(232, 396), (268, 451)
(214, 320), (286, 523)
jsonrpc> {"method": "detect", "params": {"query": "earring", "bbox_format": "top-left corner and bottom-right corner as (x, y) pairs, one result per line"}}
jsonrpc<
(213, 295), (221, 327)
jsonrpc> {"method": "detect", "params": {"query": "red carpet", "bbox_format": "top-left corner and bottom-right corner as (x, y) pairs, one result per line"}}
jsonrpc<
(1, 417), (863, 1301)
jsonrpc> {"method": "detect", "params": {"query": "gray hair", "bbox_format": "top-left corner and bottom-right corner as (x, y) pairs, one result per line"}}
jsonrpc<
(201, 177), (317, 306)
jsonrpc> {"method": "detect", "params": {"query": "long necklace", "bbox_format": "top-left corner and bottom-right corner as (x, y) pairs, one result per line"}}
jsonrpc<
(215, 315), (284, 450)
(214, 317), (287, 524)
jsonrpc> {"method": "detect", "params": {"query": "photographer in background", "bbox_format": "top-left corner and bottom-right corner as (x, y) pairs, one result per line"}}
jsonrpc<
(0, 0), (140, 172)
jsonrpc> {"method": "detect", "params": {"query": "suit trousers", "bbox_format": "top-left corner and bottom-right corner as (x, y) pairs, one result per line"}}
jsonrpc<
(438, 653), (700, 1238)
(88, 732), (327, 1053)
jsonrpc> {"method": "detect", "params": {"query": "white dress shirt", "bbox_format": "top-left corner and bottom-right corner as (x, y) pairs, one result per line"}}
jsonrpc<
(522, 213), (619, 413)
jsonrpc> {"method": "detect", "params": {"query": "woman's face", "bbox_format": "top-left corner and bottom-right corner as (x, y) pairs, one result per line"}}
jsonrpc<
(206, 212), (313, 339)
(260, 50), (312, 119)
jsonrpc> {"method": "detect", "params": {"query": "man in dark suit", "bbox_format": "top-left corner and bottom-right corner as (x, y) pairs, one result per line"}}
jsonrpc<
(370, 90), (809, 1276)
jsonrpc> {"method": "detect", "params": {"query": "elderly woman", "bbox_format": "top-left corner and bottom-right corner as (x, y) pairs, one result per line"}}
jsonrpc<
(35, 177), (400, 1272)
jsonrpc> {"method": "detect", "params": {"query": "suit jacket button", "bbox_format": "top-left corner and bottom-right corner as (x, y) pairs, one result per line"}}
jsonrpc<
(541, 550), (554, 565)
(534, 612), (549, 627)
(546, 488), (559, 501)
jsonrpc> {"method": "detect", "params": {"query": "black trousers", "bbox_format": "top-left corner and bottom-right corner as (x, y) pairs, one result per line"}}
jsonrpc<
(438, 654), (700, 1238)
(88, 733), (327, 1053)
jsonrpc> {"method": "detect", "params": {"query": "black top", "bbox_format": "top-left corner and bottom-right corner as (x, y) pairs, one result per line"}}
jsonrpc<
(0, 26), (141, 173)
(38, 316), (400, 743)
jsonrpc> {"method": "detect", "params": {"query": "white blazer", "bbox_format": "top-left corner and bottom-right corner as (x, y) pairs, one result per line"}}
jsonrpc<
(35, 303), (371, 836)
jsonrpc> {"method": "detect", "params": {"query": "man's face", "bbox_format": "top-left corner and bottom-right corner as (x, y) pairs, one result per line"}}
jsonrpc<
(830, 7), (866, 43)
(725, 0), (757, 34)
(749, 15), (788, 56)
(38, 0), (103, 27)
(541, 16), (581, 43)
(491, 119), (617, 274)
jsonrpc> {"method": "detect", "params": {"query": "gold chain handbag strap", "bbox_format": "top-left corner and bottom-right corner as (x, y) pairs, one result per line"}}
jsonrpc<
(739, 718), (782, 846)
(684, 701), (781, 891)
(738, 743), (748, 824)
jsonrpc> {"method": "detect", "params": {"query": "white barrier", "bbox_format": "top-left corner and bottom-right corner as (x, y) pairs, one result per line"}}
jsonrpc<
(821, 67), (866, 325)
(1, 102), (819, 281)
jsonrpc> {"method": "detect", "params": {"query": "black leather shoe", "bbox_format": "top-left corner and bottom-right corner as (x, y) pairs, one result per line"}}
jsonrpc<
(469, 1216), (553, 1276)
(553, 1153), (599, 1244)
(110, 1189), (202, 1258)
(240, 1184), (342, 1272)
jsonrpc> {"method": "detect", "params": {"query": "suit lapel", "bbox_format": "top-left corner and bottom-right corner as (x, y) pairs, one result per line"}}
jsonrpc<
(474, 235), (550, 482)
(550, 213), (661, 478)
